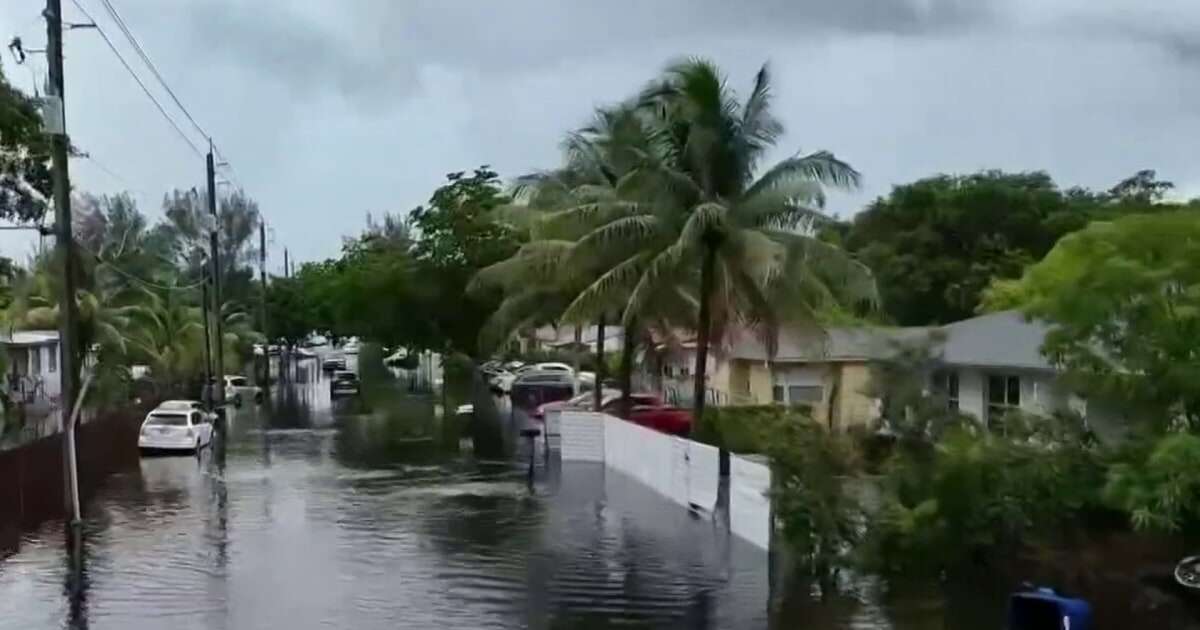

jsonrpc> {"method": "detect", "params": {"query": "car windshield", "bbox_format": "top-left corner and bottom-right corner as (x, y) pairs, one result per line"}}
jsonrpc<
(146, 413), (190, 426)
(228, 377), (247, 386)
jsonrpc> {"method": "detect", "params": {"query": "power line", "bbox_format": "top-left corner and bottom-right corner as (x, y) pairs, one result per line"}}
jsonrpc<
(87, 0), (245, 195)
(68, 0), (204, 158)
(94, 0), (208, 141)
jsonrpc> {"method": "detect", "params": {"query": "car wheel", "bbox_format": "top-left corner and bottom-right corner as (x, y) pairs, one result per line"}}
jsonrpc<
(233, 394), (243, 408)
(255, 392), (263, 404)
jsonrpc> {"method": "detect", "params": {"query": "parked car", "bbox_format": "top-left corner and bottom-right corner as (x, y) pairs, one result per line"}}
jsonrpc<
(342, 340), (360, 355)
(511, 370), (576, 411)
(626, 404), (692, 436)
(532, 388), (620, 420)
(517, 362), (574, 375)
(155, 399), (217, 422)
(224, 375), (263, 407)
(323, 357), (347, 371)
(330, 370), (360, 397)
(138, 408), (213, 453)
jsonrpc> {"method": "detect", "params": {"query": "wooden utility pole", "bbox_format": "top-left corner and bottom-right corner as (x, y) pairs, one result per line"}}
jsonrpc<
(258, 221), (270, 401)
(46, 0), (81, 521)
(283, 248), (290, 279)
(206, 142), (225, 412)
(201, 274), (213, 405)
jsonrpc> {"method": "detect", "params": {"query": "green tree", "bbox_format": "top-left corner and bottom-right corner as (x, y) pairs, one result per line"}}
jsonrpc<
(0, 62), (51, 223)
(984, 210), (1200, 426)
(845, 170), (1196, 325)
(410, 167), (521, 355)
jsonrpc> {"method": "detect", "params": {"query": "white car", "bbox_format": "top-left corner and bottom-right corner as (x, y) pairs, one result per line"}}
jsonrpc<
(138, 408), (213, 452)
(155, 399), (217, 422)
(519, 362), (574, 375)
(224, 375), (263, 407)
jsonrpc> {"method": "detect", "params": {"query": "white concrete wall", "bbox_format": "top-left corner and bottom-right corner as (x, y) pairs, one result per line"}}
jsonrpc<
(559, 412), (721, 511)
(558, 411), (606, 462)
(730, 455), (772, 551)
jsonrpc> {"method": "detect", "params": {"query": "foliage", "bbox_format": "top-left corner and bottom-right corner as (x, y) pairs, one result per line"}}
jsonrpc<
(983, 210), (1200, 426)
(694, 404), (808, 454)
(1104, 432), (1200, 533)
(0, 63), (51, 223)
(768, 417), (862, 584)
(843, 170), (1191, 325)
(862, 420), (1105, 577)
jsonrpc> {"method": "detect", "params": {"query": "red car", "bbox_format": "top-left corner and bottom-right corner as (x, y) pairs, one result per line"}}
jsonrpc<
(534, 391), (693, 436)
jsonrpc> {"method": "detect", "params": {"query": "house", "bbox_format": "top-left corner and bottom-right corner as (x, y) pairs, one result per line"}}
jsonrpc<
(530, 324), (623, 355)
(671, 311), (1124, 436)
(1, 330), (61, 403)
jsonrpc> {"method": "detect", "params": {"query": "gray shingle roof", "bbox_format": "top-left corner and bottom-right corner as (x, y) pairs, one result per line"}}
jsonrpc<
(727, 310), (1053, 370)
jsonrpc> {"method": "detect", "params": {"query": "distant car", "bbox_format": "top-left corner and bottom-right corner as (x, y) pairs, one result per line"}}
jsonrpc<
(517, 362), (574, 375)
(342, 341), (360, 355)
(138, 408), (213, 453)
(330, 370), (360, 397)
(323, 357), (347, 371)
(511, 370), (576, 410)
(224, 375), (262, 407)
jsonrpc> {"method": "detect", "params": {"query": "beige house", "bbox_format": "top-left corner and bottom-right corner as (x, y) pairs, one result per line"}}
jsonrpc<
(651, 311), (1125, 437)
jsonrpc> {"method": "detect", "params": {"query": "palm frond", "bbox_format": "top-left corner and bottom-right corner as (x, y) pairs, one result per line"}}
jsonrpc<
(560, 252), (652, 325)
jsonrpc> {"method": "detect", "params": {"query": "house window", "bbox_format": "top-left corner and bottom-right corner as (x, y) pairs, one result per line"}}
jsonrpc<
(987, 374), (1021, 428)
(787, 385), (823, 405)
(48, 344), (57, 373)
(933, 370), (959, 410)
(772, 385), (784, 404)
(31, 347), (41, 374)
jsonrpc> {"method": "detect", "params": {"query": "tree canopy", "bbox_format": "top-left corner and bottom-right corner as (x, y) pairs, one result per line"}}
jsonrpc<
(843, 169), (1193, 325)
(984, 210), (1200, 426)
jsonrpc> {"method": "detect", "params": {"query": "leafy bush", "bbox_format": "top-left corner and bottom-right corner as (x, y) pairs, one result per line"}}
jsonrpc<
(1104, 432), (1200, 532)
(695, 405), (810, 454)
(862, 421), (1105, 576)
(768, 418), (862, 584)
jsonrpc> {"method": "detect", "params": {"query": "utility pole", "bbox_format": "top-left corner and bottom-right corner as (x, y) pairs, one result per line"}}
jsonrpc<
(46, 0), (81, 522)
(206, 141), (225, 414)
(258, 221), (270, 402)
(201, 273), (213, 406)
(283, 248), (290, 279)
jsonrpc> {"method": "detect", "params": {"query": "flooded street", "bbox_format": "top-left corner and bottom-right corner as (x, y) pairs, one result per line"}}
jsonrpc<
(0, 360), (963, 629)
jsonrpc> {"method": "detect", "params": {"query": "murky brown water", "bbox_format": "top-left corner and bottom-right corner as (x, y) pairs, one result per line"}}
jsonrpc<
(0, 358), (973, 629)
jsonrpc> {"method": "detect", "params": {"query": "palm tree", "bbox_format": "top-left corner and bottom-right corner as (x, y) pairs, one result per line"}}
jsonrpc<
(476, 105), (693, 413)
(127, 287), (205, 396)
(561, 58), (877, 425)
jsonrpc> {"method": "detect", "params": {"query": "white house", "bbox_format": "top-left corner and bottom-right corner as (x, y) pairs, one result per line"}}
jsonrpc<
(1, 330), (62, 404)
(925, 311), (1126, 438)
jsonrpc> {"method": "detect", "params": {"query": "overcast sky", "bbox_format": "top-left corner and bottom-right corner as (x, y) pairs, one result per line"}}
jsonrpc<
(2, 0), (1198, 269)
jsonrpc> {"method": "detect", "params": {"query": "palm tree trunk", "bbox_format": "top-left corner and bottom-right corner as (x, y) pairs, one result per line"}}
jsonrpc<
(618, 319), (636, 418)
(692, 246), (717, 429)
(593, 315), (606, 411)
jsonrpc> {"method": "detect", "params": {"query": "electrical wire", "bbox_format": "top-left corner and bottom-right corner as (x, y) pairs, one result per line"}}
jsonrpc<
(68, 0), (204, 158)
(94, 0), (207, 141)
(90, 0), (244, 193)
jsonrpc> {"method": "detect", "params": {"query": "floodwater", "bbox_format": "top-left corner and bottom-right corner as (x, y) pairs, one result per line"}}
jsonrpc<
(0, 355), (966, 629)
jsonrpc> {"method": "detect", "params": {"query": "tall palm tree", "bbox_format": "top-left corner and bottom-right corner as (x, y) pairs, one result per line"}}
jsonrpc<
(561, 59), (877, 425)
(476, 105), (693, 412)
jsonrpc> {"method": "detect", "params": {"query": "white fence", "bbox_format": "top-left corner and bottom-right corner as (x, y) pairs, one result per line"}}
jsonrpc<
(730, 455), (772, 550)
(557, 412), (766, 549)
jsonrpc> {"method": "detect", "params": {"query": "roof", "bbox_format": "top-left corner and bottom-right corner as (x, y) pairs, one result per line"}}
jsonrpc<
(728, 325), (931, 362)
(726, 311), (1054, 371)
(936, 310), (1053, 371)
(0, 330), (59, 346)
